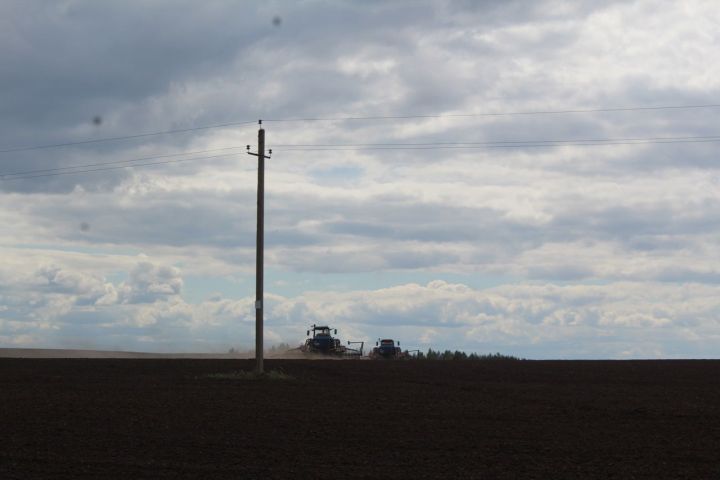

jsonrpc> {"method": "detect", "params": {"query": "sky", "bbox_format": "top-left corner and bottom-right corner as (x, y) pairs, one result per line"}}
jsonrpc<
(1, 0), (719, 358)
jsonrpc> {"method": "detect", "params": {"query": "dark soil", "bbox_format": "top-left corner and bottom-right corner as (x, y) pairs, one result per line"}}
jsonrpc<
(1, 359), (719, 479)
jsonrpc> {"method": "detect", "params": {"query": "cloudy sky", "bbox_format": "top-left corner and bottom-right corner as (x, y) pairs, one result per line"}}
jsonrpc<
(1, 0), (719, 358)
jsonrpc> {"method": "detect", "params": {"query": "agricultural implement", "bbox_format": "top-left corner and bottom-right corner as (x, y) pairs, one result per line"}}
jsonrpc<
(300, 324), (363, 357)
(370, 338), (409, 359)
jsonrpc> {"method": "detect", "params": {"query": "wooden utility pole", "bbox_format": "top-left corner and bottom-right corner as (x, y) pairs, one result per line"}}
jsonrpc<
(247, 121), (271, 373)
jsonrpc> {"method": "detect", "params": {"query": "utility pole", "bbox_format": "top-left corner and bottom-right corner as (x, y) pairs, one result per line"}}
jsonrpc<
(247, 120), (271, 373)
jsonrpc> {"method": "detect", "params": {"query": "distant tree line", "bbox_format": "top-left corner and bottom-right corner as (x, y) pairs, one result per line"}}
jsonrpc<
(414, 349), (522, 361)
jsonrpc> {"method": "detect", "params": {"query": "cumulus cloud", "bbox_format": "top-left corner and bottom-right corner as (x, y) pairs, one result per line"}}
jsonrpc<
(267, 280), (720, 358)
(118, 262), (183, 304)
(2, 259), (720, 358)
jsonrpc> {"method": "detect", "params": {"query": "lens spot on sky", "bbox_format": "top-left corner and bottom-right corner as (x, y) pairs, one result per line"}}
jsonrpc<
(92, 116), (102, 126)
(80, 222), (90, 232)
(272, 16), (282, 26)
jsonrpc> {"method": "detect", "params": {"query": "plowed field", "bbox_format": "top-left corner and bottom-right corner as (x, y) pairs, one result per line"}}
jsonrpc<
(2, 359), (719, 479)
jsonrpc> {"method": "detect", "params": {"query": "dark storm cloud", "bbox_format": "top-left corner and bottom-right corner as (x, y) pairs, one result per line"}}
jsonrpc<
(0, 0), (416, 135)
(0, 1), (259, 131)
(0, 2), (608, 159)
(0, 1), (273, 193)
(1, 0), (715, 197)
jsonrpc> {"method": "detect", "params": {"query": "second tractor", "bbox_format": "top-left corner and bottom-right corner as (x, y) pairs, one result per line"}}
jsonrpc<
(370, 338), (408, 359)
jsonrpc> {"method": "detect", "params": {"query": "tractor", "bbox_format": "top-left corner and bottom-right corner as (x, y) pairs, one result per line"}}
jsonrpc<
(300, 324), (364, 357)
(370, 338), (407, 359)
(301, 324), (344, 354)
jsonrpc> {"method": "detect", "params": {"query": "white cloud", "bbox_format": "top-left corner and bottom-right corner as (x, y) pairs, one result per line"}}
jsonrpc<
(3, 264), (720, 357)
(118, 262), (183, 304)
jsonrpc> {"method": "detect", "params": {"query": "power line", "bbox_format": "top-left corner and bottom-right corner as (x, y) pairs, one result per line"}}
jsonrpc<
(0, 152), (243, 181)
(4, 135), (718, 181)
(274, 141), (720, 152)
(3, 103), (719, 155)
(272, 134), (720, 148)
(4, 132), (718, 182)
(272, 136), (720, 151)
(264, 103), (720, 123)
(0, 121), (257, 155)
(0, 146), (247, 179)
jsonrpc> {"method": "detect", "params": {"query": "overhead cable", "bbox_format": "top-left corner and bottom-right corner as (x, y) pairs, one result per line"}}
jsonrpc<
(0, 121), (257, 155)
(271, 134), (720, 148)
(273, 136), (720, 151)
(0, 146), (247, 179)
(2, 103), (719, 155)
(0, 153), (242, 181)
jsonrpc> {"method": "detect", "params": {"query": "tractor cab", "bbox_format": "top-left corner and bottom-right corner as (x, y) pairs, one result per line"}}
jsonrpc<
(309, 325), (336, 337)
(305, 324), (339, 353)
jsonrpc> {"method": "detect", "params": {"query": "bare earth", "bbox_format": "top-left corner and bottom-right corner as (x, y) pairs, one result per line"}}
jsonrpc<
(0, 348), (253, 359)
(1, 358), (719, 479)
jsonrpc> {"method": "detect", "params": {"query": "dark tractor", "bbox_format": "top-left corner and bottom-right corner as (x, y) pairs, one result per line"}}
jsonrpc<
(301, 324), (347, 355)
(370, 338), (406, 359)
